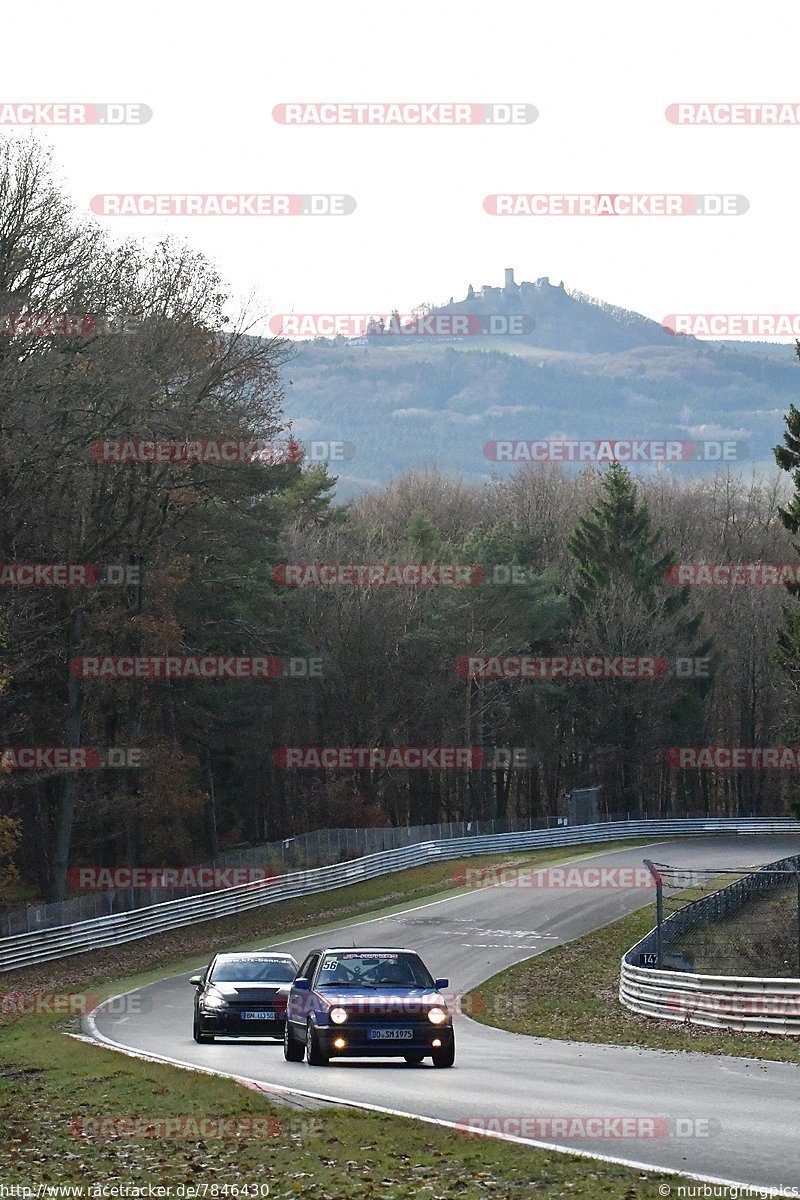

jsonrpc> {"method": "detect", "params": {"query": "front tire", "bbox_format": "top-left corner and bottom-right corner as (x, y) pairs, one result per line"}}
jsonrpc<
(305, 1020), (329, 1066)
(284, 1021), (305, 1061)
(431, 1039), (455, 1068)
(193, 1013), (214, 1044)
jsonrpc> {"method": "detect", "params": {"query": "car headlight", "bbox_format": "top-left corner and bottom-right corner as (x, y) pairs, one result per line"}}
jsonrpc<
(427, 1007), (448, 1025)
(202, 994), (229, 1009)
(329, 1007), (348, 1025)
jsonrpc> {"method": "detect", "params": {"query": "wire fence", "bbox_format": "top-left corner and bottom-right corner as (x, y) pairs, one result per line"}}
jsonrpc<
(2, 814), (572, 937)
(5, 809), (793, 940)
(643, 856), (800, 977)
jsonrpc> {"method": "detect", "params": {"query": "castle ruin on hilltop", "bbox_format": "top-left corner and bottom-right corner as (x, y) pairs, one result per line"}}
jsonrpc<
(465, 268), (565, 303)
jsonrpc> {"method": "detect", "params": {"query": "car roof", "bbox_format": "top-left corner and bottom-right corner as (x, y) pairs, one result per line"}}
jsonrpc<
(214, 951), (297, 960)
(317, 947), (417, 954)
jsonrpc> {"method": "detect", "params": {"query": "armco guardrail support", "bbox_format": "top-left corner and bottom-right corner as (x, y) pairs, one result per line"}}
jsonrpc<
(621, 849), (800, 1035)
(644, 859), (663, 967)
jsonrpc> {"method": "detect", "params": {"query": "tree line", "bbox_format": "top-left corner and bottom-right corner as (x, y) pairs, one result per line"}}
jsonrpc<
(3, 136), (800, 904)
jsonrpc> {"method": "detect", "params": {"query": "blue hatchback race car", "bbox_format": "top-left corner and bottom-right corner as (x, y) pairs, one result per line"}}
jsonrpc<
(283, 946), (455, 1067)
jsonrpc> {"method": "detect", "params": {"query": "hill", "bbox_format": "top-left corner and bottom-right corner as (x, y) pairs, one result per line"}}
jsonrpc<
(279, 270), (797, 496)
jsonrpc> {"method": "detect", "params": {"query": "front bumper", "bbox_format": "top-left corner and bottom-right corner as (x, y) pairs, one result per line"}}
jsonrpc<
(315, 1022), (454, 1056)
(199, 1008), (286, 1036)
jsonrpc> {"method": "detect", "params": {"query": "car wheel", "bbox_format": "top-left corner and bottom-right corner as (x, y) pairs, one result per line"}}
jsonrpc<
(284, 1021), (305, 1062)
(404, 1052), (425, 1064)
(431, 1039), (455, 1068)
(193, 1013), (214, 1044)
(305, 1020), (329, 1066)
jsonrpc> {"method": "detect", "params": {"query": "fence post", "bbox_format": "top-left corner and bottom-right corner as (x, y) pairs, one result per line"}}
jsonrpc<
(644, 859), (663, 967)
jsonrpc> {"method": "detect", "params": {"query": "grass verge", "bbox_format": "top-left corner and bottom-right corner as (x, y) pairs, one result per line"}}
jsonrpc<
(468, 905), (800, 1063)
(1, 1021), (675, 1197)
(0, 838), (677, 1196)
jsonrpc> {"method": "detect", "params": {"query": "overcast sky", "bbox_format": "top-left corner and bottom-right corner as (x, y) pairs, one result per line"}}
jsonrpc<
(5, 0), (800, 334)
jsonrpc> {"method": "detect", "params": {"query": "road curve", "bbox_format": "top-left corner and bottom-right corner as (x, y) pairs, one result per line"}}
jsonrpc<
(88, 836), (800, 1192)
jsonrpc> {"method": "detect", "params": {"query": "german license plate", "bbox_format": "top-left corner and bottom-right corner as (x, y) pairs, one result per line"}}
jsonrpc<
(368, 1028), (413, 1040)
(242, 1011), (275, 1020)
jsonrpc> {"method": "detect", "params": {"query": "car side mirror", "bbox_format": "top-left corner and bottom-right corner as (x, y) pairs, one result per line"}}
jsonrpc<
(189, 974), (203, 987)
(435, 978), (449, 989)
(293, 977), (311, 991)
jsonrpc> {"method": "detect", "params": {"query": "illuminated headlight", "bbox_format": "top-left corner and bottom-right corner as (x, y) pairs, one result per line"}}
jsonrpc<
(330, 1007), (348, 1025)
(202, 994), (229, 1009)
(427, 1007), (448, 1025)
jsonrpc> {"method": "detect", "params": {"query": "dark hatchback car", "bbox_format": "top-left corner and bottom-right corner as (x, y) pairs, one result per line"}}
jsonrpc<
(283, 947), (455, 1067)
(190, 951), (298, 1042)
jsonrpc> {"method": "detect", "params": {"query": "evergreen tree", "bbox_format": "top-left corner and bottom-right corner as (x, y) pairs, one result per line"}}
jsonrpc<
(567, 464), (711, 816)
(773, 395), (800, 817)
(569, 462), (682, 619)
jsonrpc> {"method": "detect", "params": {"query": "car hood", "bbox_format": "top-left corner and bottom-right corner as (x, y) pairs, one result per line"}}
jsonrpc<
(208, 983), (290, 999)
(314, 987), (446, 1012)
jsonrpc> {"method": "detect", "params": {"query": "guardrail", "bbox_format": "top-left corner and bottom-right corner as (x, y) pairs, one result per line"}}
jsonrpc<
(620, 849), (800, 1035)
(1, 814), (572, 938)
(3, 816), (800, 974)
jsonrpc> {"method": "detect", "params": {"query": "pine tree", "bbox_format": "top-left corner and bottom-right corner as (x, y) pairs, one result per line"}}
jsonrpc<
(566, 463), (711, 816)
(772, 396), (800, 817)
(568, 462), (680, 618)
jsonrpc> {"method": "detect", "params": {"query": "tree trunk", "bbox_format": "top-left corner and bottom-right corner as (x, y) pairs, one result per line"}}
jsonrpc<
(49, 606), (85, 902)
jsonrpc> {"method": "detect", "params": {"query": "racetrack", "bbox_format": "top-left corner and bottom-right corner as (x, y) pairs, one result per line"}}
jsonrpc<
(87, 836), (800, 1192)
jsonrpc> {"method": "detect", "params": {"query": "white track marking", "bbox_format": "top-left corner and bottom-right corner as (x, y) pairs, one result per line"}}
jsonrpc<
(76, 838), (794, 1195)
(71, 1026), (788, 1197)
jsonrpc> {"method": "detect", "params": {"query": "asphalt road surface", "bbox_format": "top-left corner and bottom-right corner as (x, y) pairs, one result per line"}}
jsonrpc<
(88, 835), (800, 1191)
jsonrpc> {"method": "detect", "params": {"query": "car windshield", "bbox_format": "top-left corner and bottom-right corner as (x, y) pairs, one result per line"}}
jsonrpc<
(316, 952), (434, 988)
(210, 958), (296, 983)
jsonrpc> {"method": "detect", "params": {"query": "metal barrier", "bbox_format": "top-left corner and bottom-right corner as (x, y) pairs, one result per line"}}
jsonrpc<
(620, 849), (800, 1035)
(2, 816), (799, 974)
(0, 815), (564, 938)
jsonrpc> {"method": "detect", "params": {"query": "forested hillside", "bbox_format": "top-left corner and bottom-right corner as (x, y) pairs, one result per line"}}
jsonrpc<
(3, 138), (800, 908)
